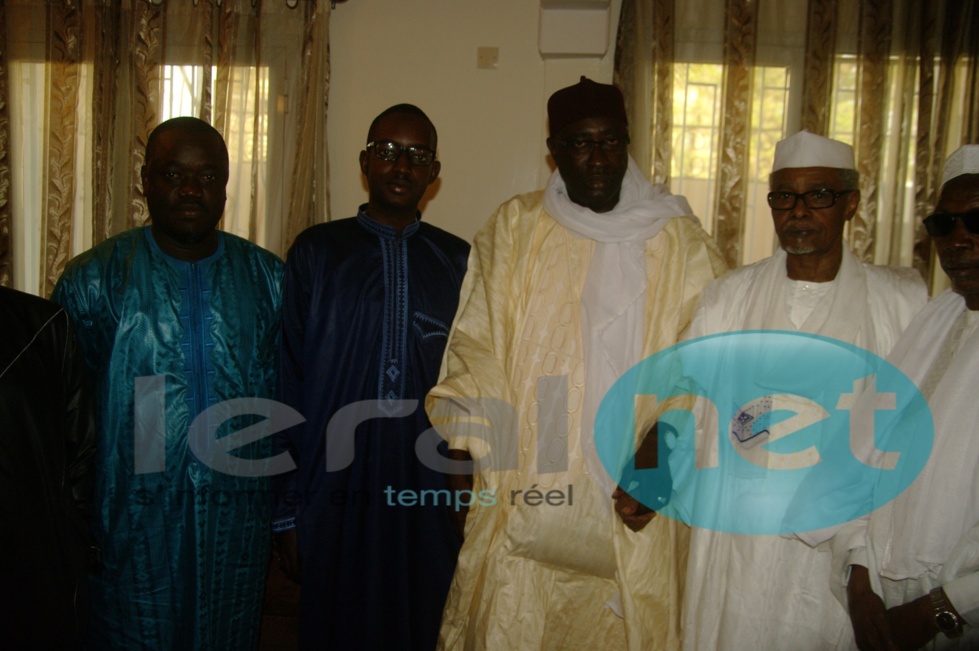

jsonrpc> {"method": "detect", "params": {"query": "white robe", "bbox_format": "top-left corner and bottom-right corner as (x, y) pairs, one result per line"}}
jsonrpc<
(681, 247), (928, 651)
(831, 290), (979, 649)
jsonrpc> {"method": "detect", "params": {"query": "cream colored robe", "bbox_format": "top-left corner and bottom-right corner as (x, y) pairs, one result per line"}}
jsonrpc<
(426, 190), (727, 651)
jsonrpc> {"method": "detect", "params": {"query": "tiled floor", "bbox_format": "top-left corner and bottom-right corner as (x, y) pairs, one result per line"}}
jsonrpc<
(258, 557), (300, 650)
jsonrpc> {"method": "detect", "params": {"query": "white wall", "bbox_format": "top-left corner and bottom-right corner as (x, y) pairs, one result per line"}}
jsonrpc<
(327, 0), (621, 244)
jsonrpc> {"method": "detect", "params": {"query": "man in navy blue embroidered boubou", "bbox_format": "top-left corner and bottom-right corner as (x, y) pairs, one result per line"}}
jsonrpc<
(52, 117), (283, 650)
(273, 104), (470, 650)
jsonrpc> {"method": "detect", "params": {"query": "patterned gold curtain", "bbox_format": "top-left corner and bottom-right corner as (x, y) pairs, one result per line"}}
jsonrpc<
(616, 0), (978, 292)
(614, 0), (676, 186)
(713, 0), (759, 268)
(0, 0), (331, 296)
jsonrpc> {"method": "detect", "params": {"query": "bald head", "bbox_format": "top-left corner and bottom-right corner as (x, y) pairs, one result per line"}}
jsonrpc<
(146, 117), (228, 166)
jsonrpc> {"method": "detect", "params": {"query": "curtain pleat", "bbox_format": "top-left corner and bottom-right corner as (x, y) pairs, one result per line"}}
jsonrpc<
(241, 0), (261, 246)
(910, 0), (943, 285)
(713, 0), (758, 269)
(613, 0), (642, 168)
(42, 1), (83, 297)
(211, 0), (233, 234)
(650, 0), (676, 187)
(92, 2), (120, 246)
(614, 0), (675, 185)
(127, 2), (164, 232)
(850, 0), (891, 262)
(800, 0), (836, 136)
(200, 0), (215, 125)
(967, 3), (979, 143)
(284, 0), (330, 249)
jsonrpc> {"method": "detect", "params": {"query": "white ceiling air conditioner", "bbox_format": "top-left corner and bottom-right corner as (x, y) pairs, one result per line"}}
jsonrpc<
(539, 0), (611, 59)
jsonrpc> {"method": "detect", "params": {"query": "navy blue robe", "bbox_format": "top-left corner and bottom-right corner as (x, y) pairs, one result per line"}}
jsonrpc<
(275, 209), (469, 650)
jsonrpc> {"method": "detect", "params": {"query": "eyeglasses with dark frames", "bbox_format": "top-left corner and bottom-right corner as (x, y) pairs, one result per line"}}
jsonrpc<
(767, 189), (853, 211)
(558, 135), (630, 154)
(366, 140), (436, 167)
(923, 211), (979, 237)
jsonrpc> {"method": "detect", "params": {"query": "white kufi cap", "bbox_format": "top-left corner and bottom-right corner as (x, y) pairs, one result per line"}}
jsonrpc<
(941, 145), (979, 186)
(773, 130), (855, 171)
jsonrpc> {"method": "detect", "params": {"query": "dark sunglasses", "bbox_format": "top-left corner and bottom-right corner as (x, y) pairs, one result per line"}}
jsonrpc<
(923, 211), (979, 237)
(366, 140), (436, 166)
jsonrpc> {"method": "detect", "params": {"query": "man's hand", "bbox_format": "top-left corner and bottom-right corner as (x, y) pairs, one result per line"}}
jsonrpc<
(884, 593), (945, 651)
(847, 565), (898, 650)
(611, 420), (669, 532)
(612, 486), (656, 532)
(273, 529), (301, 585)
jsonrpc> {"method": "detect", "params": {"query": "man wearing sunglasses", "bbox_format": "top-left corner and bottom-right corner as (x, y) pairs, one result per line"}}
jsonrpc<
(272, 104), (469, 650)
(839, 144), (979, 650)
(680, 130), (928, 650)
(426, 77), (727, 650)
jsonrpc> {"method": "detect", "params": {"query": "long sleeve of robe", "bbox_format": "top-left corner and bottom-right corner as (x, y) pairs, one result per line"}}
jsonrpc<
(425, 190), (727, 651)
(52, 227), (283, 651)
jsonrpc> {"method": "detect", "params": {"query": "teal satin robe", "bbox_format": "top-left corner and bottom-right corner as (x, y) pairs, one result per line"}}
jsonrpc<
(53, 227), (282, 650)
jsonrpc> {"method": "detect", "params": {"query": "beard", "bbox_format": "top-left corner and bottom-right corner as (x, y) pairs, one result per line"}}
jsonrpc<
(782, 244), (817, 255)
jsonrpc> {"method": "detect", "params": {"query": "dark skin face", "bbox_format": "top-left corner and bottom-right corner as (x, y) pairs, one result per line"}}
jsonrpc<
(141, 128), (229, 262)
(359, 112), (440, 233)
(932, 174), (979, 309)
(770, 167), (860, 282)
(547, 117), (630, 214)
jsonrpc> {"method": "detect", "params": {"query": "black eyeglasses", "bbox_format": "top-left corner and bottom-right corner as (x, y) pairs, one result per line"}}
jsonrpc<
(767, 189), (853, 211)
(558, 135), (630, 154)
(366, 140), (436, 166)
(923, 211), (979, 237)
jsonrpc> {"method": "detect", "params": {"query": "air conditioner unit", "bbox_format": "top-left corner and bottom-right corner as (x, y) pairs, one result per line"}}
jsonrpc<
(539, 0), (611, 58)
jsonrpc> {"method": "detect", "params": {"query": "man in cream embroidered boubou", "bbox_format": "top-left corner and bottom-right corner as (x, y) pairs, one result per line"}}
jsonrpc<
(426, 76), (727, 651)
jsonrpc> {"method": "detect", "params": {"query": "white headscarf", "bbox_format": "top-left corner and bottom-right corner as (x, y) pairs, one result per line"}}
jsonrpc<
(544, 156), (696, 495)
